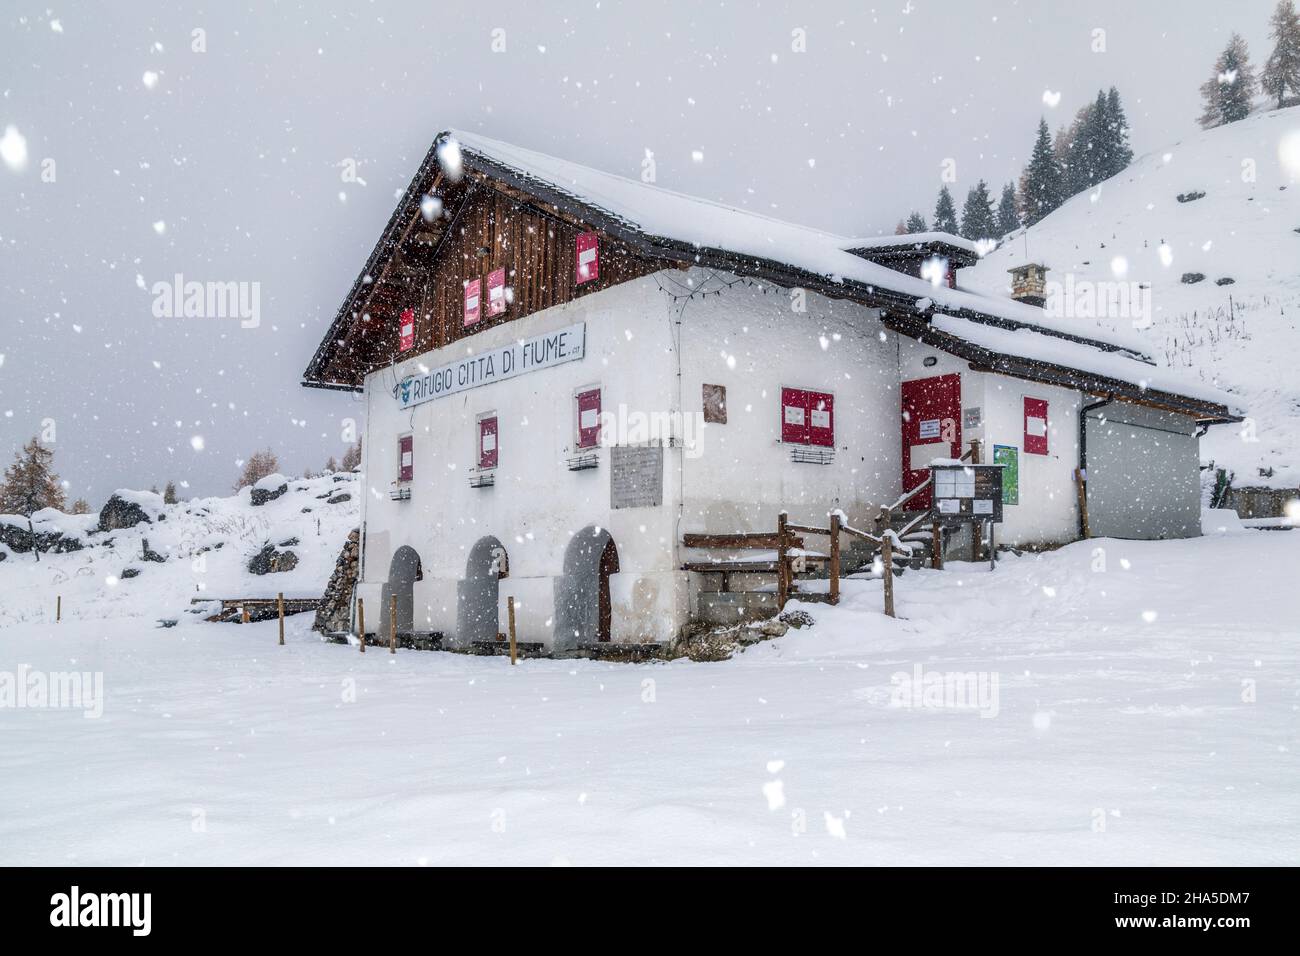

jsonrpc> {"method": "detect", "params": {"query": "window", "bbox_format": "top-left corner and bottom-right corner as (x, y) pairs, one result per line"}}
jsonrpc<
(576, 388), (601, 449)
(703, 384), (727, 424)
(398, 434), (413, 482)
(780, 387), (834, 447)
(1023, 397), (1049, 455)
(478, 416), (498, 469)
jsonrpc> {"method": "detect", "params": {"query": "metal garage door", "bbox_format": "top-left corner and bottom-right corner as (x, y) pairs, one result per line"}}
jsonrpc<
(1085, 404), (1201, 539)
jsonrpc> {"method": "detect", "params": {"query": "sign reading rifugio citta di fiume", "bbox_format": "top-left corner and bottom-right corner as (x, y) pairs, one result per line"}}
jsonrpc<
(393, 322), (586, 409)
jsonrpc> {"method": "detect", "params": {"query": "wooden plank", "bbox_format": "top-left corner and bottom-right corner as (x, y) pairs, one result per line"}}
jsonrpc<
(785, 523), (831, 536)
(829, 512), (840, 606)
(683, 532), (795, 549)
(681, 560), (780, 574)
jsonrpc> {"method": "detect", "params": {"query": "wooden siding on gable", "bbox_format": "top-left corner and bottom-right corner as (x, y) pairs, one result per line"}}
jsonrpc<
(355, 183), (666, 380)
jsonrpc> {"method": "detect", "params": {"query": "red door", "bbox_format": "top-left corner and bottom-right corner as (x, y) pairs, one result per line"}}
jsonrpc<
(901, 374), (961, 511)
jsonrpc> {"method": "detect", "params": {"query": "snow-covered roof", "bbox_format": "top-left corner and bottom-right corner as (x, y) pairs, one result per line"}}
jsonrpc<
(443, 130), (1154, 358)
(926, 314), (1243, 420)
(840, 232), (981, 255)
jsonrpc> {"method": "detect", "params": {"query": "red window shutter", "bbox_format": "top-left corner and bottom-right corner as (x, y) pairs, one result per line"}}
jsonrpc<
(807, 391), (834, 447)
(1024, 397), (1049, 455)
(781, 387), (809, 444)
(398, 308), (415, 352)
(479, 417), (498, 469)
(576, 388), (601, 448)
(782, 388), (834, 446)
(398, 435), (413, 481)
(575, 232), (599, 285)
(464, 278), (481, 327)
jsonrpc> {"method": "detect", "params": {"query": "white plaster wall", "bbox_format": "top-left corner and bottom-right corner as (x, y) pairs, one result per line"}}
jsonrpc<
(356, 276), (686, 649)
(898, 338), (1083, 548)
(676, 279), (903, 534)
(979, 376), (1083, 546)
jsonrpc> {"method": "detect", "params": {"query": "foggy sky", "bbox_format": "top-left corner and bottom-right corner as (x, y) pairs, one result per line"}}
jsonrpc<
(0, 0), (1280, 503)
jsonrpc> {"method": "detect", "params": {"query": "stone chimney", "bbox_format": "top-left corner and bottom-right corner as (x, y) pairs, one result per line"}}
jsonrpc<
(1008, 262), (1049, 307)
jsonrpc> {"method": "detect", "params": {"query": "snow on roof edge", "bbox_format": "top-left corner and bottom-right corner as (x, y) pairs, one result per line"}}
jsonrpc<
(930, 314), (1243, 417)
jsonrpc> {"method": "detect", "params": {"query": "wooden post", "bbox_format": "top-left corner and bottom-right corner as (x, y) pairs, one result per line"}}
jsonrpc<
(881, 533), (896, 618)
(56, 595), (61, 623)
(931, 521), (943, 570)
(241, 605), (250, 625)
(389, 594), (397, 654)
(776, 512), (789, 608)
(1075, 468), (1092, 538)
(969, 438), (982, 464)
(507, 596), (518, 666)
(357, 597), (365, 653)
(277, 592), (285, 646)
(828, 512), (841, 606)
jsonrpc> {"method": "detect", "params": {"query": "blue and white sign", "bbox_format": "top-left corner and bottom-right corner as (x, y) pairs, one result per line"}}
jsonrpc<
(393, 322), (586, 409)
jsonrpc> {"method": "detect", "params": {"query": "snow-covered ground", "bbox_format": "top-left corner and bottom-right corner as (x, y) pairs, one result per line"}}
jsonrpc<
(968, 106), (1300, 490)
(2, 521), (1296, 865)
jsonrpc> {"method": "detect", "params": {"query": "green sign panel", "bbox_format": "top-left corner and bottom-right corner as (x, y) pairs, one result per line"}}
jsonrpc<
(993, 444), (1019, 505)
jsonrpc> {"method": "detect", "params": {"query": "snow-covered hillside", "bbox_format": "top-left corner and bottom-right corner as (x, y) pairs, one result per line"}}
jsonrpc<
(0, 473), (359, 628)
(968, 107), (1300, 490)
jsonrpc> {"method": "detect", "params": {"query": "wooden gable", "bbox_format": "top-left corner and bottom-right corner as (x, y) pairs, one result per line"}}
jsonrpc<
(306, 166), (674, 390)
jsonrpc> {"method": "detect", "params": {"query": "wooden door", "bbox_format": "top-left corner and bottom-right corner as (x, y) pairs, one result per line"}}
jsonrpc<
(901, 374), (961, 511)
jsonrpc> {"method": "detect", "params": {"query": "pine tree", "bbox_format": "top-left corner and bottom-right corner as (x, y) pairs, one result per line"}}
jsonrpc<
(960, 180), (997, 241)
(325, 455), (339, 473)
(1082, 89), (1110, 185)
(0, 437), (66, 516)
(163, 481), (178, 505)
(893, 219), (908, 235)
(1200, 33), (1259, 128)
(1104, 87), (1134, 177)
(341, 439), (363, 473)
(1021, 118), (1064, 226)
(1053, 119), (1082, 200)
(932, 186), (959, 234)
(234, 449), (280, 491)
(904, 211), (928, 234)
(995, 182), (1020, 235)
(70, 498), (90, 515)
(1262, 0), (1300, 109)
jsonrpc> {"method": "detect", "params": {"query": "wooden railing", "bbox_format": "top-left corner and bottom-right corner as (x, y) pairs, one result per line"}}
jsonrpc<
(682, 442), (988, 621)
(685, 510), (904, 618)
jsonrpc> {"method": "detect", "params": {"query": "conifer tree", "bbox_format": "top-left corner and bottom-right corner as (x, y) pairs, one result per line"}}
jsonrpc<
(995, 182), (1020, 235)
(341, 439), (363, 473)
(1262, 0), (1300, 109)
(1200, 33), (1259, 128)
(0, 437), (65, 516)
(960, 180), (997, 241)
(932, 186), (959, 234)
(163, 481), (178, 505)
(234, 449), (280, 491)
(1021, 118), (1063, 226)
(904, 211), (928, 234)
(1104, 87), (1134, 176)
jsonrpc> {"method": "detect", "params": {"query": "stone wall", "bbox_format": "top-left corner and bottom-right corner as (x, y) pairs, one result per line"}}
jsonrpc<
(313, 527), (359, 633)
